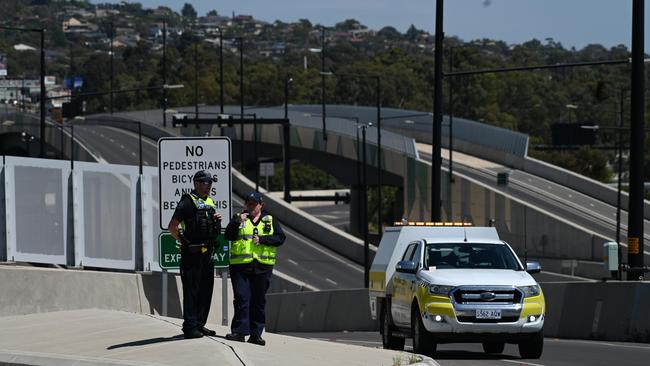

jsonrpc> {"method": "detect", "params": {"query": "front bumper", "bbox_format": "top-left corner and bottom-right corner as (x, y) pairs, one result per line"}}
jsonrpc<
(421, 299), (544, 337)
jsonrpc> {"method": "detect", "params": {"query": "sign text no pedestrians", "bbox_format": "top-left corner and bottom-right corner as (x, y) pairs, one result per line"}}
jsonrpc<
(158, 137), (232, 229)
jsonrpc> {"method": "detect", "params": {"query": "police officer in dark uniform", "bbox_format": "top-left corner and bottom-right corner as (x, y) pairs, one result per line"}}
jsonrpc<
(168, 170), (222, 339)
(224, 192), (285, 346)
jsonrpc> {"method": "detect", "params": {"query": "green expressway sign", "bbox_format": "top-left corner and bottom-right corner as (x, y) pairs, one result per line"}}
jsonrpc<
(158, 232), (230, 269)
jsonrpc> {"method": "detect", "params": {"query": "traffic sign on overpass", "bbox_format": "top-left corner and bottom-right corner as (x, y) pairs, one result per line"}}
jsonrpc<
(158, 232), (230, 269)
(158, 137), (232, 230)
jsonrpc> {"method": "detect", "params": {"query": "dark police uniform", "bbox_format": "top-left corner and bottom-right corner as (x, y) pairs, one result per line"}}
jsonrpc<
(171, 191), (220, 336)
(224, 201), (285, 345)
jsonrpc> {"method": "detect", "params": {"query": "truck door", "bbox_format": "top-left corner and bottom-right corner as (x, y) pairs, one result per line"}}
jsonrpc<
(392, 242), (421, 326)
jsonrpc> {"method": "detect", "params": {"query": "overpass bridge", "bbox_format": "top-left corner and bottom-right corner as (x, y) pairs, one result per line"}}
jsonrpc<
(1, 106), (649, 283)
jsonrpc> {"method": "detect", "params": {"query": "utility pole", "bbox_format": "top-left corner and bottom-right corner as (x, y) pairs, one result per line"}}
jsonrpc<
(162, 20), (167, 127)
(321, 27), (327, 141)
(376, 77), (382, 234)
(627, 0), (645, 280)
(239, 37), (245, 173)
(109, 20), (114, 115)
(39, 28), (45, 157)
(431, 0), (444, 221)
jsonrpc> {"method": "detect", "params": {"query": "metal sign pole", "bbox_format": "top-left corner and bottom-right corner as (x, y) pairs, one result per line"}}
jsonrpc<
(162, 269), (168, 317)
(221, 268), (228, 326)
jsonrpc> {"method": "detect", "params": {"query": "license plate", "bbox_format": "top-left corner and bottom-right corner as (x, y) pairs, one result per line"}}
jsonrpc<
(475, 309), (502, 319)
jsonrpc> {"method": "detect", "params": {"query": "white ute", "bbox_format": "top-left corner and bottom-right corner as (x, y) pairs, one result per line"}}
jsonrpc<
(369, 222), (545, 359)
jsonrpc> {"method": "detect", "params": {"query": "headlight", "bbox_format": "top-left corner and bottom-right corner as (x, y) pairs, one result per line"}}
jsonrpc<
(428, 284), (454, 296)
(518, 285), (540, 297)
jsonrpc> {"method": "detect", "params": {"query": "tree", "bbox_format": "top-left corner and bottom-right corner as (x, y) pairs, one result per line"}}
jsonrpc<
(181, 3), (197, 21)
(207, 10), (218, 17)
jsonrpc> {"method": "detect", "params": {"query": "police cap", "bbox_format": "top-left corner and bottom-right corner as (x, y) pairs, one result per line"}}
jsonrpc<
(245, 191), (264, 204)
(193, 170), (217, 183)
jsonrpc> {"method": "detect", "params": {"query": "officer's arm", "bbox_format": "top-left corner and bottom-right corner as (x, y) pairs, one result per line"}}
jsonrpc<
(224, 218), (241, 241)
(168, 218), (182, 241)
(259, 219), (286, 247)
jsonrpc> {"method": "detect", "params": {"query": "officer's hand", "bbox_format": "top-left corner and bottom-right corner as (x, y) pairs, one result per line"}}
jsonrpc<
(213, 213), (222, 221)
(239, 212), (248, 222)
(253, 235), (260, 245)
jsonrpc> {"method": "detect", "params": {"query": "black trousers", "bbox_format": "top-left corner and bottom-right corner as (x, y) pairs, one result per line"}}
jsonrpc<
(230, 264), (272, 337)
(180, 247), (214, 333)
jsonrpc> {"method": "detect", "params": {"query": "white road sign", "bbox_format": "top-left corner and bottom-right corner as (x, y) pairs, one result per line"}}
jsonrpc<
(158, 137), (232, 230)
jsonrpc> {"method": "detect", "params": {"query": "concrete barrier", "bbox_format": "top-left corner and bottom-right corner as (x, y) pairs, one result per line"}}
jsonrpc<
(0, 266), (233, 327)
(266, 288), (377, 332)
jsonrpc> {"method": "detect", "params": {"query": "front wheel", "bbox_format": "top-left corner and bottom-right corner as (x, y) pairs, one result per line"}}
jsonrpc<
(518, 331), (544, 359)
(411, 305), (436, 356)
(381, 302), (405, 350)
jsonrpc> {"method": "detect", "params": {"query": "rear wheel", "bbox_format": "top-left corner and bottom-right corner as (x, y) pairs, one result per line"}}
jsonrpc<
(482, 341), (505, 354)
(411, 304), (436, 356)
(381, 302), (405, 350)
(518, 331), (544, 359)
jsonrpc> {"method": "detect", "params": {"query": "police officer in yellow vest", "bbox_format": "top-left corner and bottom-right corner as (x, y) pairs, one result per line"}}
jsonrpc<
(168, 170), (222, 339)
(224, 191), (285, 346)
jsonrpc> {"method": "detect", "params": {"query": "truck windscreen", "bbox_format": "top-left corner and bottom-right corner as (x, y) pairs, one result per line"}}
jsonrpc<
(424, 243), (521, 270)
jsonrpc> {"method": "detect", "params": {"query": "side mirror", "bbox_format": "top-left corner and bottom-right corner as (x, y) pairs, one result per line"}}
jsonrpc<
(526, 261), (542, 274)
(396, 260), (418, 274)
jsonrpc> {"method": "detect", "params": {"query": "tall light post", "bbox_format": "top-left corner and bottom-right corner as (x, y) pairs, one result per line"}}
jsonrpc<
(0, 25), (46, 157)
(360, 122), (371, 288)
(161, 20), (167, 127)
(109, 20), (114, 115)
(239, 37), (245, 173)
(194, 40), (199, 119)
(321, 26), (328, 141)
(627, 0), (645, 280)
(283, 76), (293, 202)
(432, 0), (445, 221)
(216, 26), (224, 114)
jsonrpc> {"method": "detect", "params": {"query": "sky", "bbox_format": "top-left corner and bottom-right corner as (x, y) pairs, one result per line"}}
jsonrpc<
(94, 0), (649, 50)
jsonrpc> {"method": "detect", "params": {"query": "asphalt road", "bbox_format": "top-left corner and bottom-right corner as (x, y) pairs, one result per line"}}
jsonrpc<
(418, 148), (650, 254)
(70, 124), (364, 291)
(281, 331), (650, 366)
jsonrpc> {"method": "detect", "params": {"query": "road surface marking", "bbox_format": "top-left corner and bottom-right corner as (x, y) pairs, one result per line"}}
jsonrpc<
(500, 359), (546, 366)
(288, 259), (298, 265)
(273, 270), (319, 291)
(325, 278), (337, 285)
(549, 338), (650, 350)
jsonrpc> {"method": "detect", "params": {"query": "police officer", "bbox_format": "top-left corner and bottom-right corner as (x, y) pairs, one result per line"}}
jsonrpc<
(168, 170), (222, 339)
(224, 191), (285, 346)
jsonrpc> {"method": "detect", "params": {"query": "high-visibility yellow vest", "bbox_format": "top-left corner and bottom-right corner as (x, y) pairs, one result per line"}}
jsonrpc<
(230, 214), (276, 266)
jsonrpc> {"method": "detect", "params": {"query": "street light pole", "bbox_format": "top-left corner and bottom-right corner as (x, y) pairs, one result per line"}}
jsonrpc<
(239, 37), (245, 174)
(431, 0), (444, 221)
(162, 20), (167, 127)
(447, 46), (455, 220)
(321, 27), (328, 141)
(109, 20), (114, 115)
(376, 77), (382, 234)
(218, 27), (224, 114)
(194, 41), (199, 119)
(616, 91), (624, 280)
(283, 76), (293, 202)
(628, 0), (645, 280)
(361, 123), (369, 288)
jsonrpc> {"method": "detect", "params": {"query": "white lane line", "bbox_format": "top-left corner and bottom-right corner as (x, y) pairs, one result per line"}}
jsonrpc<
(325, 278), (337, 285)
(120, 144), (125, 149)
(500, 359), (546, 366)
(131, 152), (136, 156)
(109, 138), (114, 142)
(273, 269), (319, 291)
(539, 270), (595, 282)
(288, 259), (298, 265)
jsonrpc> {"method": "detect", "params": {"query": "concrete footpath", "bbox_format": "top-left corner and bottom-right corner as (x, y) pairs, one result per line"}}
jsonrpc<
(0, 309), (436, 366)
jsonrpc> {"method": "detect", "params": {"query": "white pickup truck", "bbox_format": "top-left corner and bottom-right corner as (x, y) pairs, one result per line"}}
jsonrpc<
(369, 223), (545, 359)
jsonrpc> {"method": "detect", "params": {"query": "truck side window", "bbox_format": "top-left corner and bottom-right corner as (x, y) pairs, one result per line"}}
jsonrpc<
(401, 243), (416, 261)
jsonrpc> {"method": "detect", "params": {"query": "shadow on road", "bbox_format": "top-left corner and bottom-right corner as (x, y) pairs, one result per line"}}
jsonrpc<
(431, 350), (521, 360)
